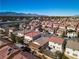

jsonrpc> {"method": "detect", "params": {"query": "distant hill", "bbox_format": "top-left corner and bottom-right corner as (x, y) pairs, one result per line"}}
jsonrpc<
(75, 15), (79, 16)
(0, 12), (43, 16)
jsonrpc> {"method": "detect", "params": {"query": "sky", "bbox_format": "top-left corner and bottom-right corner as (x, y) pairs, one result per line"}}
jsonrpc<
(0, 0), (79, 16)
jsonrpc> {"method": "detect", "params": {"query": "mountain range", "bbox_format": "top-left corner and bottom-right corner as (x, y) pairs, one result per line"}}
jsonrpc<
(0, 12), (44, 16)
(0, 12), (79, 16)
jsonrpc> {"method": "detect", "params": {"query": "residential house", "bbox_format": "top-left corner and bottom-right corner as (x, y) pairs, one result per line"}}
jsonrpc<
(53, 23), (59, 29)
(66, 32), (78, 38)
(48, 37), (64, 52)
(46, 21), (53, 28)
(16, 30), (32, 37)
(59, 23), (67, 30)
(67, 25), (76, 31)
(77, 25), (79, 32)
(29, 37), (48, 51)
(56, 29), (66, 37)
(48, 29), (54, 34)
(24, 31), (41, 44)
(65, 40), (79, 59)
(0, 28), (5, 33)
(9, 27), (16, 33)
(0, 39), (11, 47)
(53, 23), (59, 33)
(0, 43), (19, 59)
(12, 51), (39, 59)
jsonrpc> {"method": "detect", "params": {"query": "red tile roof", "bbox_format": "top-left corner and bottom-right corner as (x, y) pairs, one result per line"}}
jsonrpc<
(25, 31), (40, 37)
(48, 37), (64, 44)
(0, 46), (8, 59)
(0, 44), (19, 59)
(53, 23), (59, 28)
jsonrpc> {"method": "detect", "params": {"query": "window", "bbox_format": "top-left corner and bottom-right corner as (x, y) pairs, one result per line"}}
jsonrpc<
(50, 45), (52, 46)
(73, 53), (77, 56)
(67, 51), (70, 54)
(53, 46), (55, 48)
(58, 43), (61, 45)
(57, 47), (60, 49)
(73, 49), (75, 51)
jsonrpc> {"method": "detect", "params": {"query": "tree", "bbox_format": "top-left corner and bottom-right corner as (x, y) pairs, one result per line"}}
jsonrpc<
(38, 25), (43, 32)
(53, 51), (62, 59)
(10, 33), (16, 43)
(0, 30), (5, 34)
(77, 32), (79, 38)
(15, 36), (24, 44)
(60, 32), (65, 38)
(10, 32), (24, 44)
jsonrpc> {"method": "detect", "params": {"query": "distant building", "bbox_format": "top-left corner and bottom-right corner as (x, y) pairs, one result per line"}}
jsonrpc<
(56, 29), (66, 37)
(59, 23), (67, 30)
(0, 28), (5, 33)
(48, 29), (54, 34)
(66, 32), (78, 38)
(9, 27), (16, 33)
(53, 23), (59, 29)
(67, 25), (76, 31)
(47, 21), (53, 28)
